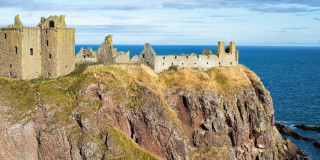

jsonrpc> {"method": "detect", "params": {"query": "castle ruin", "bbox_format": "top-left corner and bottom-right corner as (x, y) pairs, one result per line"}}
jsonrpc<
(75, 47), (97, 64)
(0, 15), (75, 79)
(96, 35), (130, 64)
(1, 15), (239, 79)
(138, 41), (239, 73)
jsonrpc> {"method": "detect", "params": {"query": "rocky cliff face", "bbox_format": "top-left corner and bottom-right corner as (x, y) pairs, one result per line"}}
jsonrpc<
(0, 65), (305, 160)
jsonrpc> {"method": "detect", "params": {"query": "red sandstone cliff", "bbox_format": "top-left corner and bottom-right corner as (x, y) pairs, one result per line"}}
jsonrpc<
(0, 64), (306, 159)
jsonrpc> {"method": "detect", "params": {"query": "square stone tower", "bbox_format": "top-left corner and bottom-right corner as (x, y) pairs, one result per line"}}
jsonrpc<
(38, 15), (75, 78)
(0, 15), (75, 80)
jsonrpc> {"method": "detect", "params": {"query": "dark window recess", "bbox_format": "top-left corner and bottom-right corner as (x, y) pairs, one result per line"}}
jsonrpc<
(30, 48), (33, 55)
(163, 57), (165, 59)
(15, 46), (18, 54)
(219, 62), (221, 65)
(46, 30), (47, 34)
(4, 33), (7, 39)
(182, 63), (184, 65)
(163, 63), (164, 65)
(83, 55), (85, 58)
(172, 63), (173, 65)
(175, 56), (177, 59)
(186, 56), (188, 59)
(46, 40), (49, 46)
(142, 54), (145, 58)
(49, 54), (52, 59)
(207, 62), (208, 64)
(109, 47), (111, 49)
(49, 21), (54, 28)
(9, 64), (12, 68)
(194, 63), (196, 65)
(65, 65), (68, 68)
(230, 62), (232, 65)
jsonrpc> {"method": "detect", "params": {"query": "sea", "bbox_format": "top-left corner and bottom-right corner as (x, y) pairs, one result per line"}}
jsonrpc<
(76, 45), (320, 159)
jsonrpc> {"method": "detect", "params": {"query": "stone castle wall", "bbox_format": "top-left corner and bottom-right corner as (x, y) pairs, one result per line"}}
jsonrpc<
(114, 51), (130, 64)
(0, 28), (22, 78)
(0, 15), (75, 80)
(139, 41), (239, 73)
(95, 35), (130, 64)
(41, 28), (57, 78)
(75, 47), (97, 64)
(56, 28), (75, 77)
(21, 28), (42, 79)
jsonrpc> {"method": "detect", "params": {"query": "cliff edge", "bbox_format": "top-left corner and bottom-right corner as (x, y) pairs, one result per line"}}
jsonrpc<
(0, 64), (305, 160)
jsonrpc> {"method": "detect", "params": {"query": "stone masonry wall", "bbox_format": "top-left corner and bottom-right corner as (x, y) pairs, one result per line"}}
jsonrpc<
(21, 28), (42, 79)
(56, 28), (75, 77)
(41, 28), (57, 78)
(96, 35), (130, 64)
(0, 28), (22, 78)
(0, 15), (75, 80)
(114, 51), (130, 64)
(138, 43), (156, 69)
(140, 42), (239, 73)
(97, 35), (114, 64)
(39, 15), (75, 78)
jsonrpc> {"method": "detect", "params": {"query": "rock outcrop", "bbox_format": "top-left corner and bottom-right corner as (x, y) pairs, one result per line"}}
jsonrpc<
(276, 122), (320, 149)
(0, 65), (307, 160)
(295, 124), (320, 133)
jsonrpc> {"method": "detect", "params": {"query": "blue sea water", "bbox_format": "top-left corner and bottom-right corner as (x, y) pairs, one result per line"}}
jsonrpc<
(76, 45), (320, 159)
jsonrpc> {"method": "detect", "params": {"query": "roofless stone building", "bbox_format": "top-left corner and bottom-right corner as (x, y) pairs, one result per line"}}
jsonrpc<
(138, 41), (239, 73)
(0, 15), (75, 80)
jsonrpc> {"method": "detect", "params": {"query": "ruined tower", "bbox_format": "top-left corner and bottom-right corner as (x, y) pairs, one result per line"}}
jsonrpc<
(97, 35), (114, 64)
(0, 15), (75, 79)
(96, 35), (130, 64)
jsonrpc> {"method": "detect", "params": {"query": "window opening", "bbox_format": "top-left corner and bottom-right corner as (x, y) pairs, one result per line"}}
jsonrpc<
(49, 21), (54, 28)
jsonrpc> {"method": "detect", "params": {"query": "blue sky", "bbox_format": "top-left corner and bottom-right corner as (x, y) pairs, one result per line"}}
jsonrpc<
(0, 0), (319, 46)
